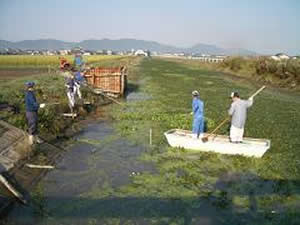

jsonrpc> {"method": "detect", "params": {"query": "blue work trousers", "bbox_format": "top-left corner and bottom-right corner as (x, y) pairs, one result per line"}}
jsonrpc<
(26, 111), (38, 135)
(192, 116), (204, 137)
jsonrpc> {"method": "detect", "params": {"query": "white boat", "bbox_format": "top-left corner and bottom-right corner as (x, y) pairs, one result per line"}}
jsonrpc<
(164, 129), (271, 158)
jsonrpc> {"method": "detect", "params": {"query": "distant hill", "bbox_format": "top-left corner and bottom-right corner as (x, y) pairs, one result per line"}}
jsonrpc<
(79, 39), (180, 53)
(0, 38), (257, 55)
(185, 43), (226, 55)
(0, 39), (73, 50)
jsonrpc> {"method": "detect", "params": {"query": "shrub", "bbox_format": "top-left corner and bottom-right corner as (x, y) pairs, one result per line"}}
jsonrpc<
(255, 57), (268, 75)
(265, 59), (278, 73)
(224, 57), (246, 71)
(286, 59), (300, 81)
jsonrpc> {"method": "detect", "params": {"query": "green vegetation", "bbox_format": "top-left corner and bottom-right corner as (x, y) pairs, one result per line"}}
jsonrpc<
(108, 58), (300, 224)
(0, 56), (134, 139)
(168, 56), (300, 90)
(219, 56), (300, 89)
(2, 56), (300, 224)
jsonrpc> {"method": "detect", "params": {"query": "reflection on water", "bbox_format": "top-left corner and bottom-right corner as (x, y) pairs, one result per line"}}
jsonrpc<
(5, 121), (155, 225)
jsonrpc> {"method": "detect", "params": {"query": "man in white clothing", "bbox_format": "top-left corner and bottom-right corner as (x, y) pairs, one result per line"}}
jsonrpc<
(228, 92), (253, 143)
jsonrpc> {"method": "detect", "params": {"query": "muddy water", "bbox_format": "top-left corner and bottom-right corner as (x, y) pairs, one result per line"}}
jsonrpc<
(4, 120), (155, 225)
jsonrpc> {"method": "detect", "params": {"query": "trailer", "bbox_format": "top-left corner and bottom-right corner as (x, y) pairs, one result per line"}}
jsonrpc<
(84, 66), (127, 97)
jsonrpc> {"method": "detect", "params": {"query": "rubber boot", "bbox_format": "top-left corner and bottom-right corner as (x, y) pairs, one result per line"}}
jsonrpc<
(28, 135), (34, 145)
(34, 135), (44, 144)
(192, 134), (198, 139)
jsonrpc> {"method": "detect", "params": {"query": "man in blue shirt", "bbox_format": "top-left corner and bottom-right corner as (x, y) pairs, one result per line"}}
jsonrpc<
(25, 81), (45, 145)
(191, 90), (204, 139)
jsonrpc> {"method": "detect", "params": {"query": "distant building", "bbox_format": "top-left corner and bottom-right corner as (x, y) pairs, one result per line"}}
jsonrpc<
(190, 54), (226, 63)
(134, 49), (149, 56)
(59, 50), (70, 55)
(270, 53), (290, 61)
(174, 53), (185, 57)
(83, 52), (91, 56)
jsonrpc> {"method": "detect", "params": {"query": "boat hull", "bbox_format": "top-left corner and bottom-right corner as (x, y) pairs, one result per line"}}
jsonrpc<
(164, 129), (271, 158)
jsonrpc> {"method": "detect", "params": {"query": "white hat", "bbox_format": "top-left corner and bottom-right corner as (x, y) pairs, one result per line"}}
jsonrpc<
(192, 90), (199, 96)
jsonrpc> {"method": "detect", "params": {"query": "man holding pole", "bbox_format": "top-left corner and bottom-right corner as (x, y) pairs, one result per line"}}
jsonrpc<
(202, 86), (265, 143)
(228, 91), (253, 143)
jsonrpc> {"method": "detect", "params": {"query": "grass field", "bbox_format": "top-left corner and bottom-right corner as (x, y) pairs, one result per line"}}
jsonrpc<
(108, 57), (300, 224)
(0, 55), (125, 67)
(166, 56), (300, 91)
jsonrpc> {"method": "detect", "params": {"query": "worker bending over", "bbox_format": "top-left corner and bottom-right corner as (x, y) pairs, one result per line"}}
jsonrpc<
(65, 74), (75, 113)
(73, 69), (85, 100)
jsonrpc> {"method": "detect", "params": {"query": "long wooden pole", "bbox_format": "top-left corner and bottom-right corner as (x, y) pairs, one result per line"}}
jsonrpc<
(0, 174), (27, 204)
(98, 91), (125, 107)
(86, 85), (125, 107)
(149, 128), (152, 145)
(248, 85), (266, 99)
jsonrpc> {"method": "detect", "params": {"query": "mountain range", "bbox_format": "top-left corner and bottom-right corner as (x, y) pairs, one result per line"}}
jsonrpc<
(0, 38), (257, 55)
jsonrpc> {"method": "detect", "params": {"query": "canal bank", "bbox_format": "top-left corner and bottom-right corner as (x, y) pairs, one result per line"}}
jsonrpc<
(2, 112), (156, 225)
(0, 57), (142, 222)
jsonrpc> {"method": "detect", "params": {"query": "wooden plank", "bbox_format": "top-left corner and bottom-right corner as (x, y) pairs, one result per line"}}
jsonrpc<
(25, 164), (55, 169)
(62, 113), (77, 118)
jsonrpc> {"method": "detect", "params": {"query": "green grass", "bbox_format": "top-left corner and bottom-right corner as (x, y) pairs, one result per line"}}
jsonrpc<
(0, 73), (75, 137)
(108, 57), (300, 224)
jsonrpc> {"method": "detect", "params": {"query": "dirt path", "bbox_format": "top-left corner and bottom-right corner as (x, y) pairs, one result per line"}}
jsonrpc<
(0, 68), (48, 79)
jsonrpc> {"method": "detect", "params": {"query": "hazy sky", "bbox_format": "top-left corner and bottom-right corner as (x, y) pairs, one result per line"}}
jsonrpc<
(1, 0), (299, 55)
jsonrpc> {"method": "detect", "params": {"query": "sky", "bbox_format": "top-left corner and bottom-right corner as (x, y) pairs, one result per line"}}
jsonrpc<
(0, 0), (299, 55)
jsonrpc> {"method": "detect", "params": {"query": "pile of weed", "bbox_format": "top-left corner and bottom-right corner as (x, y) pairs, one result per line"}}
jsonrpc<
(0, 73), (100, 138)
(0, 74), (67, 136)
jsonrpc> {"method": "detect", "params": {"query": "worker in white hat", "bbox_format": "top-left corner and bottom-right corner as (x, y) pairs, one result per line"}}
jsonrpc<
(191, 90), (204, 139)
(228, 91), (253, 143)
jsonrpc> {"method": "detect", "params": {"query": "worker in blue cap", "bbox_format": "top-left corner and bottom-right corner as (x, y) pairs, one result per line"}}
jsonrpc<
(191, 90), (204, 139)
(25, 81), (45, 145)
(74, 53), (84, 70)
